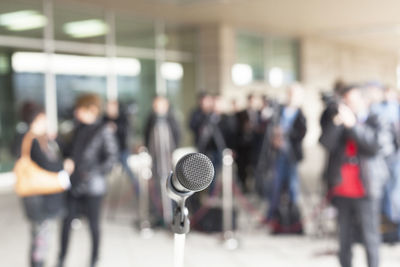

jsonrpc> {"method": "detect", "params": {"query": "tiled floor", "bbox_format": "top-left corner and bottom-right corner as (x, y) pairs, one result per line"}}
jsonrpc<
(1, 191), (400, 267)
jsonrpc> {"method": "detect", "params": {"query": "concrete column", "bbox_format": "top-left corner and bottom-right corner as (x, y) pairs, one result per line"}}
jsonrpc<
(197, 24), (222, 94)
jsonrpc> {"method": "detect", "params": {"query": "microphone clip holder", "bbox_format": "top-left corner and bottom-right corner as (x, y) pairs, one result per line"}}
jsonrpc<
(167, 172), (193, 235)
(172, 205), (190, 234)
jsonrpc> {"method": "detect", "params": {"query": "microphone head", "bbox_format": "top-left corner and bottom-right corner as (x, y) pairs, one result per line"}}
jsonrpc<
(175, 153), (215, 192)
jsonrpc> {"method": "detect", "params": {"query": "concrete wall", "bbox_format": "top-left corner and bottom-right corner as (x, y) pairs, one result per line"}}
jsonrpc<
(301, 37), (398, 90)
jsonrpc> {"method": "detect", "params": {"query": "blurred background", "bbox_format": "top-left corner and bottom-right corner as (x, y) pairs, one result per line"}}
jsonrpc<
(1, 0), (400, 267)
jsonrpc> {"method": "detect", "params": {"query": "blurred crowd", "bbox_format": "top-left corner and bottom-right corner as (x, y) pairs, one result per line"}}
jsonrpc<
(13, 79), (400, 267)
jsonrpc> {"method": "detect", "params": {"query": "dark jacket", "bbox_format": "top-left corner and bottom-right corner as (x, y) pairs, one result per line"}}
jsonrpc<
(189, 107), (208, 146)
(277, 106), (307, 162)
(23, 138), (65, 222)
(66, 121), (119, 196)
(144, 112), (181, 150)
(197, 113), (229, 154)
(103, 105), (131, 152)
(319, 113), (389, 199)
(236, 109), (261, 149)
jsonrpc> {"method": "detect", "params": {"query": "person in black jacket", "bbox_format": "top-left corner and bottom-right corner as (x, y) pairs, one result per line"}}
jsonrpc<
(266, 83), (307, 220)
(189, 93), (214, 146)
(19, 102), (73, 267)
(104, 100), (137, 189)
(196, 95), (236, 192)
(144, 96), (181, 226)
(236, 94), (261, 192)
(58, 94), (118, 267)
(320, 85), (389, 267)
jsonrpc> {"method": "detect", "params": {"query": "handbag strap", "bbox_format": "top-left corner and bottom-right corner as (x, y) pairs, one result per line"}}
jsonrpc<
(21, 132), (34, 158)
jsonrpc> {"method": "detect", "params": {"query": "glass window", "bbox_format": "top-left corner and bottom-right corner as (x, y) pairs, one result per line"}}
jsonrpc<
(54, 3), (106, 45)
(115, 15), (155, 49)
(235, 31), (299, 86)
(165, 24), (198, 53)
(165, 61), (196, 146)
(0, 52), (15, 172)
(236, 32), (265, 81)
(117, 59), (156, 142)
(0, 0), (44, 39)
(266, 37), (299, 85)
(56, 75), (107, 120)
(14, 73), (45, 106)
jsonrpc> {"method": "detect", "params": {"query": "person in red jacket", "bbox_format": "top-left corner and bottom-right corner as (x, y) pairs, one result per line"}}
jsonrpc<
(320, 85), (389, 267)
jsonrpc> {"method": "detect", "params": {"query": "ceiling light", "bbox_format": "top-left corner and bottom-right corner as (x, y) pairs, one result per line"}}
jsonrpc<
(112, 58), (141, 77)
(0, 10), (46, 31)
(269, 67), (284, 88)
(232, 63), (253, 86)
(63, 19), (108, 38)
(12, 52), (141, 77)
(161, 62), (184, 81)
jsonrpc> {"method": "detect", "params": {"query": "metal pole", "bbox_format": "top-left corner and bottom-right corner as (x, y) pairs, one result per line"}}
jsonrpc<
(105, 10), (118, 101)
(138, 148), (153, 238)
(173, 233), (186, 267)
(222, 148), (239, 250)
(43, 0), (58, 134)
(155, 21), (166, 96)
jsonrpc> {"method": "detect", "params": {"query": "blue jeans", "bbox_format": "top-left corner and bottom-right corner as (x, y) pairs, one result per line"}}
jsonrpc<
(267, 152), (299, 219)
(382, 154), (400, 238)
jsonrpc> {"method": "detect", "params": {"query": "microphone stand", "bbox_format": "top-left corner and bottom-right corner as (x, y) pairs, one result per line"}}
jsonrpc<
(172, 205), (189, 267)
(167, 173), (193, 267)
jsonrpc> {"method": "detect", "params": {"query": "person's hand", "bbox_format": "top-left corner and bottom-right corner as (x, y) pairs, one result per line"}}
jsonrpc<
(335, 104), (357, 128)
(64, 158), (75, 175)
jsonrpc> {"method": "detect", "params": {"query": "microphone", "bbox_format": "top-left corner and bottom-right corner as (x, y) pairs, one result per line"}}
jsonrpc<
(166, 153), (215, 234)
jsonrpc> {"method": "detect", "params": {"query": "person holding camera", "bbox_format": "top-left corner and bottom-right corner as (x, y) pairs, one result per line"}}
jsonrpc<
(320, 85), (389, 267)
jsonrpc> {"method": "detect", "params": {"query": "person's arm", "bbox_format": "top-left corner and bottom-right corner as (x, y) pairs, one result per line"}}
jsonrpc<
(31, 139), (63, 172)
(319, 120), (344, 152)
(189, 109), (201, 133)
(98, 126), (119, 175)
(169, 113), (181, 148)
(346, 115), (380, 156)
(31, 138), (71, 189)
(290, 110), (307, 143)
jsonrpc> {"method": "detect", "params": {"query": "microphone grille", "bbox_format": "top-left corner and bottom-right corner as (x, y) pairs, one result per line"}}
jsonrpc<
(175, 153), (215, 192)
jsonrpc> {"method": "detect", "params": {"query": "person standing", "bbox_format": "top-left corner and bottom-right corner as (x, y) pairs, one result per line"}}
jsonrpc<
(144, 96), (181, 226)
(58, 94), (118, 267)
(320, 85), (388, 267)
(236, 94), (261, 192)
(266, 84), (307, 222)
(370, 86), (400, 242)
(197, 96), (230, 170)
(104, 100), (138, 190)
(189, 93), (214, 146)
(17, 102), (73, 267)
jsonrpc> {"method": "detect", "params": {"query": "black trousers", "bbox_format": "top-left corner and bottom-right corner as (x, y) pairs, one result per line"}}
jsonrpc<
(335, 197), (381, 267)
(59, 194), (103, 265)
(236, 146), (254, 191)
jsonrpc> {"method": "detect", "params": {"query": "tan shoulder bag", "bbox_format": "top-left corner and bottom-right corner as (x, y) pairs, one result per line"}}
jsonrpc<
(14, 132), (65, 197)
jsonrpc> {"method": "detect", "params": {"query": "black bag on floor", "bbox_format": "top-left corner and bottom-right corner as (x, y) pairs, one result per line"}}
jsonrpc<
(192, 207), (237, 233)
(270, 195), (303, 235)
